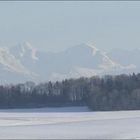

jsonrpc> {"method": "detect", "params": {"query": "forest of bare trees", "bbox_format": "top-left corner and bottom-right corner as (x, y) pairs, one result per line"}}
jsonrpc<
(0, 73), (140, 111)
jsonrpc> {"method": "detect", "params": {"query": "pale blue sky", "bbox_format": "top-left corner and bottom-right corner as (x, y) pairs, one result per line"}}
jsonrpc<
(0, 1), (140, 52)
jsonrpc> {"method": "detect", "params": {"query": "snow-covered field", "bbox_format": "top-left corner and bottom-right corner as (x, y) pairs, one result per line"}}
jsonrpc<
(0, 107), (140, 139)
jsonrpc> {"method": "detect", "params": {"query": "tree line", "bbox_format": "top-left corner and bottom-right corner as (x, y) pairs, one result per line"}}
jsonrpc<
(0, 73), (140, 111)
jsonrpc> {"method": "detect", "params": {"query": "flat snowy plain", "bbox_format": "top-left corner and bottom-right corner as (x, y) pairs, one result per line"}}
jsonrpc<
(0, 107), (140, 139)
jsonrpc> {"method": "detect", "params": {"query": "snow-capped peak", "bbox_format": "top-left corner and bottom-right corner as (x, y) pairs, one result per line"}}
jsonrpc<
(23, 41), (33, 50)
(86, 43), (99, 55)
(11, 42), (39, 61)
(0, 46), (30, 74)
(21, 42), (38, 60)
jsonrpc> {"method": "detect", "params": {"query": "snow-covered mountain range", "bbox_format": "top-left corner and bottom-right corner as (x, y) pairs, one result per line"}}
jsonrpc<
(0, 42), (138, 84)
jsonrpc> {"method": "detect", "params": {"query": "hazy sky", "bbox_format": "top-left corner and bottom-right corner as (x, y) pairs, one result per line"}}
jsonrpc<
(0, 1), (140, 52)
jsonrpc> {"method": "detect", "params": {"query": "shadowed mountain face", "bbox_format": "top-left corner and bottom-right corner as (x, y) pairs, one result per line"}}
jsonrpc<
(0, 42), (137, 84)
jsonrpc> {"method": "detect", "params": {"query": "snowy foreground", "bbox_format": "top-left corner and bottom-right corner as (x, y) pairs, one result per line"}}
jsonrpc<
(0, 107), (140, 139)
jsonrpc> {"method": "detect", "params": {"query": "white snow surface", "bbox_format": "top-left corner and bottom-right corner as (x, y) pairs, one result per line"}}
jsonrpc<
(0, 107), (140, 139)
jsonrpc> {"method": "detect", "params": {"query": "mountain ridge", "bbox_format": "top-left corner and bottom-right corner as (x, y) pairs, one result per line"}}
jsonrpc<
(0, 42), (137, 84)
